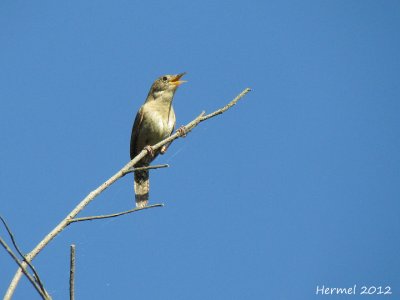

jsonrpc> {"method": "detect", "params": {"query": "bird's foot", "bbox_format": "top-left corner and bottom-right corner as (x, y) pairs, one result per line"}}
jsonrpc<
(144, 145), (155, 157)
(177, 126), (187, 137)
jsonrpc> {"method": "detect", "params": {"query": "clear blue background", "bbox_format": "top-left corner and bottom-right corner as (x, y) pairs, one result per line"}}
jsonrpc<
(1, 1), (399, 299)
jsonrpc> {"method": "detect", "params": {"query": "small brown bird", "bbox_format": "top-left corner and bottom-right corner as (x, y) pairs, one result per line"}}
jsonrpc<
(130, 73), (186, 208)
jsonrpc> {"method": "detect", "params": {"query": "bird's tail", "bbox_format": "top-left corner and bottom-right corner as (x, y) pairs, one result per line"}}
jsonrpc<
(134, 167), (149, 208)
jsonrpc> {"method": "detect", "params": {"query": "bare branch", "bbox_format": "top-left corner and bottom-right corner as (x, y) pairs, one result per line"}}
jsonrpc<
(0, 237), (51, 300)
(4, 88), (251, 299)
(69, 245), (76, 300)
(201, 88), (252, 120)
(122, 164), (169, 176)
(0, 215), (49, 297)
(68, 204), (164, 223)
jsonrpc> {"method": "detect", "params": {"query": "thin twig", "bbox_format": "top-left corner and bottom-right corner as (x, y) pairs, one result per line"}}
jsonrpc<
(122, 164), (169, 176)
(202, 88), (252, 120)
(0, 237), (51, 300)
(4, 88), (251, 299)
(68, 204), (164, 223)
(69, 245), (76, 300)
(0, 215), (48, 297)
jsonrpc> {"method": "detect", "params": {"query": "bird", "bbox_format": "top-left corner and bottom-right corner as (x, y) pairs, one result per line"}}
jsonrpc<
(130, 73), (186, 208)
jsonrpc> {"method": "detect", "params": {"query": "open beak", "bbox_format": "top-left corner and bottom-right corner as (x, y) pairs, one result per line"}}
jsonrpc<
(170, 72), (187, 86)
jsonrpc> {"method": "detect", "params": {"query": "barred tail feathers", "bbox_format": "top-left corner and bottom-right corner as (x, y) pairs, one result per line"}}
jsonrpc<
(134, 168), (149, 208)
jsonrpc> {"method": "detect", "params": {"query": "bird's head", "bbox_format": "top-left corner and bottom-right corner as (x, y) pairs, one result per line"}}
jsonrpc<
(149, 72), (186, 100)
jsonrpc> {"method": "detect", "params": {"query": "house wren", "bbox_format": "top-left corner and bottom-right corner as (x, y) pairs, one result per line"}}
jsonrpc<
(130, 73), (186, 207)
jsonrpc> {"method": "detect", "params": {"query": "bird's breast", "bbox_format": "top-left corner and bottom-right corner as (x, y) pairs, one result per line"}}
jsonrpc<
(141, 101), (175, 144)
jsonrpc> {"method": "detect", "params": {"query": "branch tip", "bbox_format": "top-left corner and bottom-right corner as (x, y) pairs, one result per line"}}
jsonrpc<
(69, 203), (164, 223)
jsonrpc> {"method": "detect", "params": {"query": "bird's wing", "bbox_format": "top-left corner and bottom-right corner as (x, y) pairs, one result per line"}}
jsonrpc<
(130, 106), (144, 159)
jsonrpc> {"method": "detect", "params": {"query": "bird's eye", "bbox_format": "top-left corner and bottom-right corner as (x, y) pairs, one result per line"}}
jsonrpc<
(162, 76), (168, 82)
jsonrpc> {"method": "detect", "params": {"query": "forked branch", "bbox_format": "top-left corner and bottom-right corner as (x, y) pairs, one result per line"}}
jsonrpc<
(0, 238), (51, 300)
(0, 216), (50, 299)
(4, 87), (251, 299)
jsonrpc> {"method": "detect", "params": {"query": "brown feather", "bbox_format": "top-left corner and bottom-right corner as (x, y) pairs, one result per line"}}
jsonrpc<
(129, 73), (184, 207)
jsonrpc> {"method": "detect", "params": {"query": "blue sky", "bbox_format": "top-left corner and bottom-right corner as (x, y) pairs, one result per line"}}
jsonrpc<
(1, 1), (399, 299)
